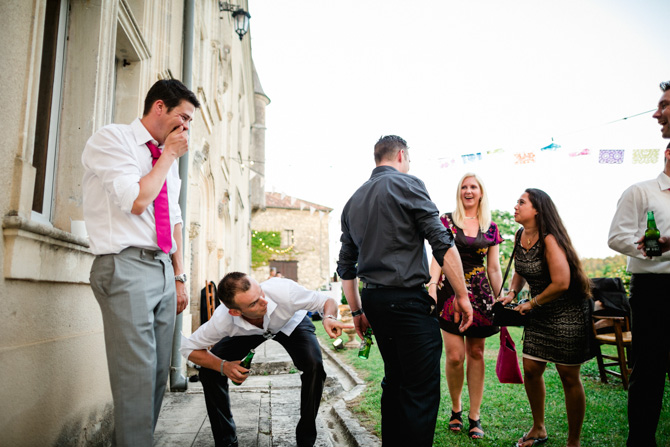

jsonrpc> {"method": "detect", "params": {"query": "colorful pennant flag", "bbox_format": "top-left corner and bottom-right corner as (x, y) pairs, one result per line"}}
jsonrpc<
(599, 150), (624, 164)
(461, 153), (482, 164)
(632, 149), (659, 164)
(514, 152), (536, 164)
(541, 142), (561, 151)
(439, 158), (456, 169)
(569, 149), (590, 157)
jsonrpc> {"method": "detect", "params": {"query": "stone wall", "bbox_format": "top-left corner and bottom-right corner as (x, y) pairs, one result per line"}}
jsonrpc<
(251, 201), (331, 291)
(0, 1), (259, 445)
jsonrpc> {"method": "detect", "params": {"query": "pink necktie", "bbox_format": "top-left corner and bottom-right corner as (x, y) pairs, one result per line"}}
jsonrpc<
(146, 142), (172, 253)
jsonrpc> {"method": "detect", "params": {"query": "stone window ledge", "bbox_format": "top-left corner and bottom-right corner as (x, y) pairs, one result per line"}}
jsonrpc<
(2, 215), (93, 283)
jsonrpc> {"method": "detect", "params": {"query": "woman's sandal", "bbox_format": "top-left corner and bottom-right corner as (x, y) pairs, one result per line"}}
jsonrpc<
(516, 433), (549, 446)
(448, 410), (463, 431)
(468, 417), (485, 439)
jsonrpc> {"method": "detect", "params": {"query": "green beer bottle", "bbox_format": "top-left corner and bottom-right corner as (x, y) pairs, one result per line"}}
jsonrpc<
(358, 328), (373, 360)
(232, 349), (255, 386)
(644, 211), (662, 257)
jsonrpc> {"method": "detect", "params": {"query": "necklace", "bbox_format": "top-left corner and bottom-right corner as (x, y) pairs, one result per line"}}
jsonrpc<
(525, 230), (538, 248)
(464, 216), (478, 220)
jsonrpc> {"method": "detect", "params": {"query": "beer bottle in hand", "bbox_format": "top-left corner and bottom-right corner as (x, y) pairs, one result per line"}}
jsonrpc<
(358, 328), (373, 359)
(232, 349), (255, 386)
(645, 211), (662, 257)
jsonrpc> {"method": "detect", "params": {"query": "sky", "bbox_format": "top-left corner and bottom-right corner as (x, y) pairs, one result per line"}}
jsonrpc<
(249, 0), (670, 274)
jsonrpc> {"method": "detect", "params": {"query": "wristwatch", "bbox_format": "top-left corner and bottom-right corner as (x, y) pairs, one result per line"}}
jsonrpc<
(175, 273), (187, 283)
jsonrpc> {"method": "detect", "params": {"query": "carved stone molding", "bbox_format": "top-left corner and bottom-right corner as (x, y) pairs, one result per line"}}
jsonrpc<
(189, 222), (201, 240)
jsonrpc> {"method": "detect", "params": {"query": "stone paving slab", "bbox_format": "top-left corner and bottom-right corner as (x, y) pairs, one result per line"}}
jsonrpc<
(154, 337), (377, 446)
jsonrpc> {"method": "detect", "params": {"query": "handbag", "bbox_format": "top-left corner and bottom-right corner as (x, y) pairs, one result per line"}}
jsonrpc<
(492, 228), (530, 327)
(496, 326), (523, 383)
(492, 300), (530, 326)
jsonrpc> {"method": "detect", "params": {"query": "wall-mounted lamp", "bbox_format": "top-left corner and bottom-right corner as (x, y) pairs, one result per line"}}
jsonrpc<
(218, 2), (251, 40)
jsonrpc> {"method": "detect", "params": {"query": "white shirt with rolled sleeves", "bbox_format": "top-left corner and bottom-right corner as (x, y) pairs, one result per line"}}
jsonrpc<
(81, 118), (183, 255)
(608, 171), (670, 273)
(180, 277), (331, 360)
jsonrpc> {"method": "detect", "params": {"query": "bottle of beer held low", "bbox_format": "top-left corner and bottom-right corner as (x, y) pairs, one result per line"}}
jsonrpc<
(232, 349), (255, 386)
(645, 211), (662, 257)
(358, 328), (373, 360)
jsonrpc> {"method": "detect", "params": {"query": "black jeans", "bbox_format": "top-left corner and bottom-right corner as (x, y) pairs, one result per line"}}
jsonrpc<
(362, 287), (442, 447)
(627, 274), (670, 447)
(199, 317), (326, 447)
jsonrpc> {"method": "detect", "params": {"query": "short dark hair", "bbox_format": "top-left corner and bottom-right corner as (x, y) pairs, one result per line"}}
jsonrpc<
(143, 79), (200, 116)
(374, 135), (408, 164)
(660, 81), (670, 92)
(217, 272), (252, 309)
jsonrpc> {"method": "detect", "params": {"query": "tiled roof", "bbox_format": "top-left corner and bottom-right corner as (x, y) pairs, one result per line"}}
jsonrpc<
(265, 192), (332, 212)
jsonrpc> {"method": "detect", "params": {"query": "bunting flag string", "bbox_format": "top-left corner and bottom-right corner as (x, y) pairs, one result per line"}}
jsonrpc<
(433, 145), (661, 169)
(427, 108), (656, 169)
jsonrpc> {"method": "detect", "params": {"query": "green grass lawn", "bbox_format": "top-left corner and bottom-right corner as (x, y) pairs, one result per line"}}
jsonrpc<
(317, 325), (670, 446)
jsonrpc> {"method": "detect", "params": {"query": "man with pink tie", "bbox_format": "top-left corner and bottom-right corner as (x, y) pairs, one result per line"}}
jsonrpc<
(82, 79), (199, 447)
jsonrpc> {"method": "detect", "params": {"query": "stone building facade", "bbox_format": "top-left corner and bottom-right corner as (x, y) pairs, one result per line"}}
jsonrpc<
(251, 193), (332, 291)
(0, 1), (265, 445)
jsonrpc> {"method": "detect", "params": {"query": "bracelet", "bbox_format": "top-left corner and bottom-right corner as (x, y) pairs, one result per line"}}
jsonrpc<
(351, 309), (364, 317)
(531, 297), (541, 308)
(427, 282), (438, 288)
(220, 359), (226, 376)
(324, 314), (338, 320)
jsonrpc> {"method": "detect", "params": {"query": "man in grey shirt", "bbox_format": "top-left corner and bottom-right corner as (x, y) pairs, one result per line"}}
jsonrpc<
(337, 135), (472, 447)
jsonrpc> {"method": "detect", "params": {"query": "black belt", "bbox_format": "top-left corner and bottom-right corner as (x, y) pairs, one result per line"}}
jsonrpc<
(363, 283), (388, 289)
(363, 283), (424, 289)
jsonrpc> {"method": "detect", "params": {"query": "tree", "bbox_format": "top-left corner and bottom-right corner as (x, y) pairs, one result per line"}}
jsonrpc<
(491, 209), (519, 265)
(491, 209), (519, 290)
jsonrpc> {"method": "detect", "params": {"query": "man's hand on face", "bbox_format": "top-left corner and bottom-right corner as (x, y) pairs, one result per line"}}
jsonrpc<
(163, 126), (189, 159)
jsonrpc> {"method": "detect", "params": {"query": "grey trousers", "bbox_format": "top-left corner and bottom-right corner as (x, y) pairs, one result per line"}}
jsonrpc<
(90, 247), (176, 447)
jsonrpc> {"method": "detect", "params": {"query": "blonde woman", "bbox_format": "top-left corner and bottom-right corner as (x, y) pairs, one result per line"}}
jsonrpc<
(428, 173), (503, 439)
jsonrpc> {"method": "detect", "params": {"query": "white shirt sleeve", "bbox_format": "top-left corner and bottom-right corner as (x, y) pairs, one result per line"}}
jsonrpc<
(608, 183), (647, 259)
(287, 279), (330, 314)
(82, 125), (142, 214)
(179, 307), (232, 360)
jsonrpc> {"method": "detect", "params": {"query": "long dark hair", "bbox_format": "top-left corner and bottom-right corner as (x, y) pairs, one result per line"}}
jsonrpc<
(525, 188), (592, 298)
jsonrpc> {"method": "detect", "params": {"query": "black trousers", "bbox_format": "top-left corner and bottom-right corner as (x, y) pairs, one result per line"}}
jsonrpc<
(199, 316), (326, 447)
(627, 274), (670, 447)
(362, 287), (442, 447)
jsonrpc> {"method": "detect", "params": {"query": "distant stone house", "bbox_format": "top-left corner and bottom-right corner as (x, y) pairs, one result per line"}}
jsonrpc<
(251, 193), (332, 290)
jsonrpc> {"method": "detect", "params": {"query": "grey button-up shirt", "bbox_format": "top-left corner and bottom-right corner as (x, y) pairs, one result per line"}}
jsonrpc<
(337, 165), (455, 288)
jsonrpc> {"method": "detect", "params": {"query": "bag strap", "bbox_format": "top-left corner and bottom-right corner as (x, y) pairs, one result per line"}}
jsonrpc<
(497, 228), (523, 298)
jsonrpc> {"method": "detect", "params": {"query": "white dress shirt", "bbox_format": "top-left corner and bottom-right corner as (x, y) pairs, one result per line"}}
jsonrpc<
(81, 118), (183, 255)
(180, 278), (331, 360)
(608, 171), (670, 273)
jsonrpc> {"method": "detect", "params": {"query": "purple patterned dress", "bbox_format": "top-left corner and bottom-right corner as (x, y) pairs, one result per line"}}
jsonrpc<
(436, 213), (503, 338)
